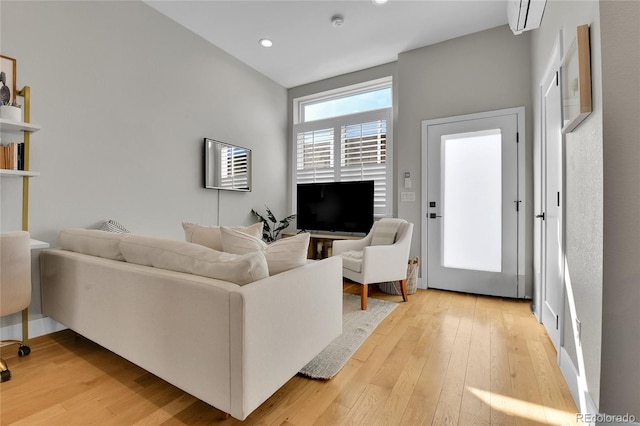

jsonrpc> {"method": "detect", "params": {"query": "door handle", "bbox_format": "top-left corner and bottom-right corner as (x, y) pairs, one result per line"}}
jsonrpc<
(429, 213), (443, 219)
(536, 212), (545, 220)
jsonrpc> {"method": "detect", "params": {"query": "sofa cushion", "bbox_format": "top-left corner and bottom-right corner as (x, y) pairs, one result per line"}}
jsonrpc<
(220, 227), (310, 275)
(340, 250), (363, 273)
(119, 235), (268, 285)
(59, 228), (127, 261)
(182, 222), (263, 251)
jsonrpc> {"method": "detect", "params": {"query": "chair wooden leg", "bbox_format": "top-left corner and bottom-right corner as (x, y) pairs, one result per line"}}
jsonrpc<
(361, 284), (368, 310)
(400, 279), (408, 302)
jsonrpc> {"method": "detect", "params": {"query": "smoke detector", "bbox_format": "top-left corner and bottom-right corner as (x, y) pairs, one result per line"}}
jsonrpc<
(331, 15), (344, 28)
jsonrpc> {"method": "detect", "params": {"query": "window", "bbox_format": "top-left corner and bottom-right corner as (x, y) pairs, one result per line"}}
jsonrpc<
(302, 87), (392, 122)
(293, 78), (393, 217)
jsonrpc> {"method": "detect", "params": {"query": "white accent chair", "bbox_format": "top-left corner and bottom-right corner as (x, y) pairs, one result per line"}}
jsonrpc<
(0, 231), (32, 382)
(333, 219), (414, 310)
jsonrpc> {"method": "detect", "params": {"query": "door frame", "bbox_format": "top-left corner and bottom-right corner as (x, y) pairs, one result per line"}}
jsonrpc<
(535, 32), (565, 354)
(421, 107), (526, 297)
(535, 33), (563, 320)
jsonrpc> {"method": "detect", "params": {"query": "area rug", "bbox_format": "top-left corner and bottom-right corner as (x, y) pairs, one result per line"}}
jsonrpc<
(298, 293), (398, 380)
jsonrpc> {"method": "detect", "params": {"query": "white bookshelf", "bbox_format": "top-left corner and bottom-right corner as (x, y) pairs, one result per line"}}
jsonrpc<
(0, 116), (41, 176)
(30, 239), (50, 250)
(0, 118), (42, 134)
(0, 87), (42, 233)
(0, 169), (40, 177)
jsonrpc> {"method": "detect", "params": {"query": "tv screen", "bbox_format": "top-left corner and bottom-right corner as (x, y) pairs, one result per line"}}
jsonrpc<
(297, 181), (374, 234)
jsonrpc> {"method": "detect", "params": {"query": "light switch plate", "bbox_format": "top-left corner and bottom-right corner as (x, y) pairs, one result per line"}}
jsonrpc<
(401, 192), (415, 202)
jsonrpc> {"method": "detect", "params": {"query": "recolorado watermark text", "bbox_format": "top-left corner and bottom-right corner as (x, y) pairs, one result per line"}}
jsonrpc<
(576, 413), (637, 424)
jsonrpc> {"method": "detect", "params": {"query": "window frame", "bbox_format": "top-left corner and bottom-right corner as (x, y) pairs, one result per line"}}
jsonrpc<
(293, 77), (392, 125)
(292, 78), (394, 223)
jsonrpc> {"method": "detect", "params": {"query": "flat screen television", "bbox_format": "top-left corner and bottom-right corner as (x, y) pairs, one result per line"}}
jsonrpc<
(297, 181), (374, 234)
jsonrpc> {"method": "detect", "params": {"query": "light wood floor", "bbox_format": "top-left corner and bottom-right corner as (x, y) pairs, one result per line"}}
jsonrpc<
(0, 285), (579, 425)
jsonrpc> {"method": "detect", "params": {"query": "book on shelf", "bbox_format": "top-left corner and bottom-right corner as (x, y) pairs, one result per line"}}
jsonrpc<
(0, 142), (25, 170)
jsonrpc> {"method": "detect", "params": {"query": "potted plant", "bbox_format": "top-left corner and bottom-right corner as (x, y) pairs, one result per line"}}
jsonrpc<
(251, 206), (296, 243)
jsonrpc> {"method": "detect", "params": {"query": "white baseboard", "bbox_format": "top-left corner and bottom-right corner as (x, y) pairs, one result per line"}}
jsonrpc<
(0, 317), (67, 342)
(559, 347), (582, 408)
(557, 348), (636, 426)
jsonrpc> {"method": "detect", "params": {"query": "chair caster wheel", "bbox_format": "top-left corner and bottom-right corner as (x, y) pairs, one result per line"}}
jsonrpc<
(18, 345), (30, 357)
(0, 369), (11, 382)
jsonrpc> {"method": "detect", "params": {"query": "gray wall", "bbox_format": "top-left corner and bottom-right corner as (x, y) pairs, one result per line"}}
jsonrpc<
(0, 1), (287, 321)
(599, 0), (640, 418)
(531, 0), (640, 418)
(396, 25), (534, 292)
(289, 26), (533, 295)
(530, 0), (604, 408)
(288, 26), (533, 292)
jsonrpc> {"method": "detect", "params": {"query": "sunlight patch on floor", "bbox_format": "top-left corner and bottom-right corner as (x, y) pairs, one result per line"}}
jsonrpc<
(467, 386), (582, 425)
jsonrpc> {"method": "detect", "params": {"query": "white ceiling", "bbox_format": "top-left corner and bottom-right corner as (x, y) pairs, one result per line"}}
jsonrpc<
(145, 0), (509, 88)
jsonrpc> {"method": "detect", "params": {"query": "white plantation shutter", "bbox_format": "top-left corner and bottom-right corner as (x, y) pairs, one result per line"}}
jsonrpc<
(219, 146), (249, 189)
(341, 119), (387, 211)
(293, 108), (392, 216)
(296, 127), (335, 184)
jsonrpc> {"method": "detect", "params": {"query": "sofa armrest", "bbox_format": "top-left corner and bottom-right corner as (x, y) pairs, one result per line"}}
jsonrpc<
(332, 234), (370, 255)
(228, 256), (343, 419)
(361, 244), (409, 283)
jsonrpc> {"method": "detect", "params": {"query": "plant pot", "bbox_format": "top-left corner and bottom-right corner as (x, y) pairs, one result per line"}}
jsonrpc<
(0, 105), (22, 122)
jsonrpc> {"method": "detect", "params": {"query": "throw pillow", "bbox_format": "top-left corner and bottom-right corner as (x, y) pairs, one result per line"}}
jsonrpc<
(59, 228), (127, 261)
(220, 227), (310, 275)
(119, 235), (268, 285)
(370, 218), (405, 246)
(99, 219), (130, 234)
(182, 222), (263, 251)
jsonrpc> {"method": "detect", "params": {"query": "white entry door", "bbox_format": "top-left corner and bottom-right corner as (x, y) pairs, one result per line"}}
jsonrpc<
(539, 70), (564, 351)
(422, 108), (525, 298)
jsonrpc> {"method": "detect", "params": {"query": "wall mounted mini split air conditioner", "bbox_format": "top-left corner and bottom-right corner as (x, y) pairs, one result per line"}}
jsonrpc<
(508, 0), (547, 35)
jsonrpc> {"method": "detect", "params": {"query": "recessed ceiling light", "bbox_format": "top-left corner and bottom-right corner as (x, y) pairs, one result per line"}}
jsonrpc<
(372, 0), (388, 5)
(259, 38), (273, 48)
(331, 15), (344, 28)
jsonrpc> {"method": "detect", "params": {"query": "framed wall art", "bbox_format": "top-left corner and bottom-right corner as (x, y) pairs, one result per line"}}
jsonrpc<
(561, 24), (592, 133)
(0, 55), (17, 106)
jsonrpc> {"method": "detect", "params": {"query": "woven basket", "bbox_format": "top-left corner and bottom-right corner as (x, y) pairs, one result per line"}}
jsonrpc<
(379, 257), (419, 295)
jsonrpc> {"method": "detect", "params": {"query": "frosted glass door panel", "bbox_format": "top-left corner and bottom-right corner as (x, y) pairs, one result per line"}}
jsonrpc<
(442, 129), (502, 272)
(424, 109), (520, 298)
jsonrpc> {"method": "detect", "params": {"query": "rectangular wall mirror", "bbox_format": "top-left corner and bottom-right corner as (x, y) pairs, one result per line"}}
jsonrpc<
(204, 138), (252, 191)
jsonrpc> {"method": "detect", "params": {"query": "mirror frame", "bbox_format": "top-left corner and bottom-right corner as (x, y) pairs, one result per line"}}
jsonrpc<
(204, 138), (252, 192)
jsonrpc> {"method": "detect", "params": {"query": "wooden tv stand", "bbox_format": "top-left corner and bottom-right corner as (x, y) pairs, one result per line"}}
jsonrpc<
(283, 232), (363, 259)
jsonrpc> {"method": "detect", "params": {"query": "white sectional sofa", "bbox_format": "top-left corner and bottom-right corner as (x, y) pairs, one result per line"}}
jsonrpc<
(40, 229), (343, 420)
